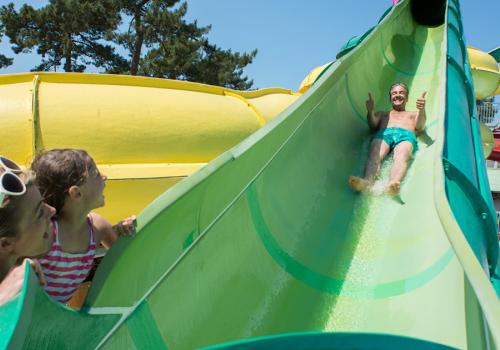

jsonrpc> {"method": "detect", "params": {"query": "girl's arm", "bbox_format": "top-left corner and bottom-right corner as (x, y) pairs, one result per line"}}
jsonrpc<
(90, 213), (136, 249)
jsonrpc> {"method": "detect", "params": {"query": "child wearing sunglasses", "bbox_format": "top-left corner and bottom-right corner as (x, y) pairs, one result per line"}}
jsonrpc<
(32, 149), (136, 304)
(0, 157), (56, 305)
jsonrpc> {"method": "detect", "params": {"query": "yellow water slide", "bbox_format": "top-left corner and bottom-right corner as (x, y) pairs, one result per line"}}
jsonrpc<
(0, 73), (299, 222)
(466, 47), (499, 157)
(467, 47), (500, 99)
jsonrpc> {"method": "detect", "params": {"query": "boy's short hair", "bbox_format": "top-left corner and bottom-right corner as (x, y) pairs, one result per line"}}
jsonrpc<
(389, 82), (409, 96)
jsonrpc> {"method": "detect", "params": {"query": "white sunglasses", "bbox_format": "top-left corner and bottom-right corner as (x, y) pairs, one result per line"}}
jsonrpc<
(0, 156), (27, 204)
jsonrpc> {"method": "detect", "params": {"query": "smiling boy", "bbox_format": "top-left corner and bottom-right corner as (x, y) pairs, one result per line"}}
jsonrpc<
(349, 83), (427, 195)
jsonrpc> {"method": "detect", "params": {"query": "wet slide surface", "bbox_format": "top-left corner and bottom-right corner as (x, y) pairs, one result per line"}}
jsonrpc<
(1, 0), (499, 349)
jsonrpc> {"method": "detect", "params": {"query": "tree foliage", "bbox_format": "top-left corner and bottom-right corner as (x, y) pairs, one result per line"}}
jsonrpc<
(0, 23), (13, 69)
(0, 0), (257, 89)
(0, 0), (127, 72)
(111, 0), (257, 89)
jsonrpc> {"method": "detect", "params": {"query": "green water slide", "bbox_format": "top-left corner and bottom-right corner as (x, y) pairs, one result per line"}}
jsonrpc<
(2, 0), (500, 349)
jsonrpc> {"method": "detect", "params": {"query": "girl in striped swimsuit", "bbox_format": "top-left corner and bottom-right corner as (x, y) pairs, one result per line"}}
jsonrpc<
(32, 149), (136, 304)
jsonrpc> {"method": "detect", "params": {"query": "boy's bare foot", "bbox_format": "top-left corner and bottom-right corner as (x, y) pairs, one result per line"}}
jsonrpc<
(348, 176), (370, 192)
(385, 181), (401, 196)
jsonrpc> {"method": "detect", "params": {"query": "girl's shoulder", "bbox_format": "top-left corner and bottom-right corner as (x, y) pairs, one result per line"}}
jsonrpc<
(88, 213), (113, 242)
(89, 213), (116, 246)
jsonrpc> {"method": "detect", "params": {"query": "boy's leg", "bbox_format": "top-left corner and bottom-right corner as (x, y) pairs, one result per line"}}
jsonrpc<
(349, 139), (390, 191)
(386, 141), (413, 195)
(364, 139), (391, 182)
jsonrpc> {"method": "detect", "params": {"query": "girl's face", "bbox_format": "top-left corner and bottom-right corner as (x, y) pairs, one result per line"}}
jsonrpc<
(79, 165), (107, 210)
(13, 186), (56, 258)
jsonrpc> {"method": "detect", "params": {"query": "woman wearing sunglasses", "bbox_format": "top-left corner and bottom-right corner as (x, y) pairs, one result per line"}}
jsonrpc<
(0, 156), (56, 305)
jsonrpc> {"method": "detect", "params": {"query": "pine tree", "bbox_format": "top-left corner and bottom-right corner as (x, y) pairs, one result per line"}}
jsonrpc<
(112, 0), (257, 89)
(0, 0), (127, 72)
(0, 22), (13, 69)
(0, 0), (257, 89)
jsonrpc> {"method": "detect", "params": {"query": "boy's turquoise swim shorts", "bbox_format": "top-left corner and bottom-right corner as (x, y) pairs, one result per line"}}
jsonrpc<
(373, 127), (418, 153)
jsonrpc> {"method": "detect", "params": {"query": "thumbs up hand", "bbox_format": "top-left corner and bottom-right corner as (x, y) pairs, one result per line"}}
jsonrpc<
(366, 93), (375, 113)
(416, 91), (427, 110)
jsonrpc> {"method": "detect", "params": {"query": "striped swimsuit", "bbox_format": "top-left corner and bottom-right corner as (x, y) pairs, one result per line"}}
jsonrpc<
(39, 218), (97, 303)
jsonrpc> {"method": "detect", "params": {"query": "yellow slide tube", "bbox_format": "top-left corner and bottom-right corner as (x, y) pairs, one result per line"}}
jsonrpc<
(467, 47), (500, 99)
(0, 73), (299, 221)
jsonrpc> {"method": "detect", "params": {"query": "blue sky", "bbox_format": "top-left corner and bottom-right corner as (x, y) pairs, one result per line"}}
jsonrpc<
(0, 0), (498, 90)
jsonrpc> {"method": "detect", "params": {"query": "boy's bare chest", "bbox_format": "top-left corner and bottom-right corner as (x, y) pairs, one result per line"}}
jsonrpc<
(383, 111), (415, 122)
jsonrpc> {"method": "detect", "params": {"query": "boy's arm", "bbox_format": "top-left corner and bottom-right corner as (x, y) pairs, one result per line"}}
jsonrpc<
(415, 91), (427, 132)
(90, 213), (136, 249)
(368, 111), (382, 131)
(366, 93), (381, 131)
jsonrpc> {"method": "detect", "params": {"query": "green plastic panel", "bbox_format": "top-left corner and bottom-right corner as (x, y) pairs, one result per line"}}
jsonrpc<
(202, 332), (457, 350)
(489, 47), (500, 62)
(443, 0), (499, 275)
(1, 265), (120, 350)
(0, 0), (498, 349)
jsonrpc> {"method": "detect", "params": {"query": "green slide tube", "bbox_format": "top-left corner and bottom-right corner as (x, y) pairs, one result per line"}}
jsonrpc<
(1, 0), (499, 349)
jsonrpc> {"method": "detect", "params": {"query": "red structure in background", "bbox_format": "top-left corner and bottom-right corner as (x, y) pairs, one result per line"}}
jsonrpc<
(489, 127), (500, 241)
(488, 127), (500, 162)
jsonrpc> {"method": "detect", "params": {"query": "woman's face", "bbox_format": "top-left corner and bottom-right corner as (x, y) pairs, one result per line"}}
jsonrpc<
(13, 186), (55, 258)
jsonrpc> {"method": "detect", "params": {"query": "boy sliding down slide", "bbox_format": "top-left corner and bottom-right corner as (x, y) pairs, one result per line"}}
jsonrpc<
(349, 82), (427, 196)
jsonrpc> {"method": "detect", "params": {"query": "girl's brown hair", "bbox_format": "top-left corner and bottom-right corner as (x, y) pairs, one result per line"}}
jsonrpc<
(0, 171), (35, 238)
(31, 149), (96, 213)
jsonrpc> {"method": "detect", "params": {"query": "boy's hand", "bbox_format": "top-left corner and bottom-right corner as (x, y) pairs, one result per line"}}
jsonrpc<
(113, 215), (137, 237)
(366, 93), (375, 113)
(416, 91), (427, 110)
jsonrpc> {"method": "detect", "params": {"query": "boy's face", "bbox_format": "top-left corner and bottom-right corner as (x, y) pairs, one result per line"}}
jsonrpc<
(390, 85), (408, 109)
